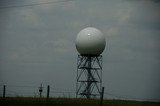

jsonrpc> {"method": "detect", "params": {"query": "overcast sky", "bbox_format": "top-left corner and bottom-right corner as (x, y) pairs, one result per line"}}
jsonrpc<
(0, 0), (160, 101)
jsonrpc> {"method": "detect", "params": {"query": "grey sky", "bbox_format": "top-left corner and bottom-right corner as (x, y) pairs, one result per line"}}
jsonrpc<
(0, 0), (160, 101)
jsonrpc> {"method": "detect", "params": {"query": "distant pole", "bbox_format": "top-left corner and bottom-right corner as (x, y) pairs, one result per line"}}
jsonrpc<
(39, 84), (43, 98)
(100, 87), (104, 106)
(3, 85), (6, 99)
(46, 85), (50, 100)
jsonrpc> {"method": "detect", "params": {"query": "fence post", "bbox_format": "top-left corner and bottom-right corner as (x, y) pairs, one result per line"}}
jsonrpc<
(3, 85), (6, 99)
(100, 87), (104, 106)
(46, 85), (50, 100)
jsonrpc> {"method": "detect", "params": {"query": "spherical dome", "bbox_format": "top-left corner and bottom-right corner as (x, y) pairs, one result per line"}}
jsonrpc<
(75, 27), (106, 55)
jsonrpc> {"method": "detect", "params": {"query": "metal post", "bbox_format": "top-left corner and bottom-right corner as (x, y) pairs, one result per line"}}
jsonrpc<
(100, 87), (104, 106)
(86, 56), (91, 99)
(3, 85), (6, 99)
(47, 85), (50, 100)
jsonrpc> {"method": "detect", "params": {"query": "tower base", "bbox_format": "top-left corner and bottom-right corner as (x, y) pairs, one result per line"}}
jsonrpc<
(76, 55), (102, 99)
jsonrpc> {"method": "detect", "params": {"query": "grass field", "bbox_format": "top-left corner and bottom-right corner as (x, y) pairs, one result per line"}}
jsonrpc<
(0, 97), (160, 106)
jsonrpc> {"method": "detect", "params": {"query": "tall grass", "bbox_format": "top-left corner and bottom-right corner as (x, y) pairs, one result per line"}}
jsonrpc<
(0, 97), (160, 106)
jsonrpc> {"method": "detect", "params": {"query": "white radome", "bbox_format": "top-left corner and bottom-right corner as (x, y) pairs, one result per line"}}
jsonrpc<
(76, 27), (106, 55)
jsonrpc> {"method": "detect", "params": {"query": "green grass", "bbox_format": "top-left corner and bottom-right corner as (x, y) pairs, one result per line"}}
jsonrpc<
(0, 97), (160, 106)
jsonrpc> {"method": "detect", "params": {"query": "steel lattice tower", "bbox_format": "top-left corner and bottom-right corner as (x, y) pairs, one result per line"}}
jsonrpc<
(76, 55), (102, 99)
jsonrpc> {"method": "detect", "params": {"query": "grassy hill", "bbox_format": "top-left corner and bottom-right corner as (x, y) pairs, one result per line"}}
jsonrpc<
(0, 97), (160, 106)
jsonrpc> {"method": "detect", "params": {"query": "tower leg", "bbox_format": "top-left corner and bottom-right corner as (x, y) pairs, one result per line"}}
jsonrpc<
(86, 56), (91, 99)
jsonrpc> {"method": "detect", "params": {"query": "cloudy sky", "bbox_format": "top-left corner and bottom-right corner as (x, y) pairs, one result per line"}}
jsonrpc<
(0, 0), (160, 101)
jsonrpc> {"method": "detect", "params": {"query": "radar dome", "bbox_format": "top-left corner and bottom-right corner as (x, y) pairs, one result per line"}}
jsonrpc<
(76, 27), (106, 55)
